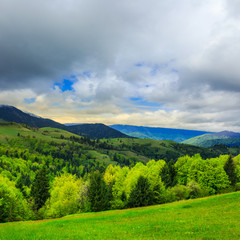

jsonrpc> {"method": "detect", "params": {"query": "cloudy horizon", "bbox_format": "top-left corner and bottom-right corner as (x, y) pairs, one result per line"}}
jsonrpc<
(1, 0), (240, 132)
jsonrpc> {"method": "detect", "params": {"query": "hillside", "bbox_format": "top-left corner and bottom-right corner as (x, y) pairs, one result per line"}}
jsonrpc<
(0, 192), (239, 239)
(110, 124), (211, 142)
(1, 122), (239, 166)
(0, 105), (68, 130)
(0, 105), (130, 139)
(68, 123), (131, 139)
(183, 131), (240, 147)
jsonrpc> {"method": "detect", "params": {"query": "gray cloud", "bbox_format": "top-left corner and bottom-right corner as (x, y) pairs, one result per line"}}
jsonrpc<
(1, 0), (240, 131)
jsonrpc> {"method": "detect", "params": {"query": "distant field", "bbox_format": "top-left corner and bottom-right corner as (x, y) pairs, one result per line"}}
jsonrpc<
(0, 192), (240, 240)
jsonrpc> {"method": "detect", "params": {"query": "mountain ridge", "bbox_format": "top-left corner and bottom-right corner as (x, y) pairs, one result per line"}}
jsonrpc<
(183, 130), (240, 147)
(110, 124), (212, 142)
(0, 105), (130, 139)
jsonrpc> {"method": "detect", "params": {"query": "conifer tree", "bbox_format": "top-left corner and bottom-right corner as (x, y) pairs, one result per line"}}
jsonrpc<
(161, 162), (171, 188)
(128, 175), (153, 208)
(88, 170), (110, 212)
(168, 160), (177, 187)
(224, 155), (237, 186)
(31, 165), (50, 210)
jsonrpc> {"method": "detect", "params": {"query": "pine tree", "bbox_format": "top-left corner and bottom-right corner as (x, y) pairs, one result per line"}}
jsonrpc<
(161, 162), (171, 188)
(168, 160), (177, 187)
(88, 170), (110, 212)
(31, 165), (50, 210)
(224, 155), (237, 186)
(128, 175), (153, 208)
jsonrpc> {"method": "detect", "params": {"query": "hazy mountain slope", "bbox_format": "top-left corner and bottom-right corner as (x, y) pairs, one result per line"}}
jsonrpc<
(0, 106), (131, 139)
(0, 105), (68, 130)
(110, 124), (211, 142)
(183, 131), (240, 147)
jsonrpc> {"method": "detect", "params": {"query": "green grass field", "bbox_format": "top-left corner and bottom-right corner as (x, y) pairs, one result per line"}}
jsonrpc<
(0, 123), (80, 143)
(0, 192), (240, 240)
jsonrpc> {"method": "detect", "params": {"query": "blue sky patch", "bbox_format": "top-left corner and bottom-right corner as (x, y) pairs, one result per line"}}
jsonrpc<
(24, 98), (35, 104)
(130, 97), (163, 109)
(54, 79), (75, 92)
(135, 62), (144, 67)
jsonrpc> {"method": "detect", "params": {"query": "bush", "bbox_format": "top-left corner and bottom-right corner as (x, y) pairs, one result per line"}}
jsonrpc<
(169, 185), (190, 201)
(0, 175), (32, 222)
(187, 181), (205, 199)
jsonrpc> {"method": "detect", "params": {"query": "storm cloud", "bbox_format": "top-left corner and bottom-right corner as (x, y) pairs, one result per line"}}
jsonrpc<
(0, 0), (240, 131)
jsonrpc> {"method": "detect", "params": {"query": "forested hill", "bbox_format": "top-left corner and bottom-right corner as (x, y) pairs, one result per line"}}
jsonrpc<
(183, 131), (240, 147)
(1, 122), (240, 223)
(110, 124), (211, 142)
(67, 123), (131, 139)
(0, 105), (130, 139)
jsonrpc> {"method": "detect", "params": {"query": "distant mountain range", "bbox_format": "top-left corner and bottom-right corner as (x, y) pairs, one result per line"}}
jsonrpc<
(2, 105), (240, 145)
(110, 124), (211, 143)
(183, 131), (240, 147)
(0, 105), (129, 139)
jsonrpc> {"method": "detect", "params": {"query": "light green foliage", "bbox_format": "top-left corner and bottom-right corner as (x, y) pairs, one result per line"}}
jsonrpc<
(124, 162), (148, 197)
(175, 154), (230, 194)
(104, 164), (120, 186)
(175, 155), (195, 185)
(234, 154), (240, 182)
(47, 174), (82, 218)
(110, 166), (129, 209)
(79, 180), (91, 212)
(169, 184), (190, 201)
(186, 180), (206, 198)
(0, 175), (32, 222)
(146, 160), (165, 203)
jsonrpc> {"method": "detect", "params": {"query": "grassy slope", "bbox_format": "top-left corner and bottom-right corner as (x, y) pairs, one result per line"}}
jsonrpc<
(0, 123), (79, 142)
(183, 134), (227, 147)
(0, 192), (240, 240)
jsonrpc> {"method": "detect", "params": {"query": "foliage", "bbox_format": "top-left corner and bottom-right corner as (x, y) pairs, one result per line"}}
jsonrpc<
(46, 174), (82, 218)
(31, 166), (50, 210)
(1, 123), (240, 222)
(224, 155), (238, 185)
(0, 175), (32, 222)
(88, 171), (110, 212)
(127, 175), (154, 208)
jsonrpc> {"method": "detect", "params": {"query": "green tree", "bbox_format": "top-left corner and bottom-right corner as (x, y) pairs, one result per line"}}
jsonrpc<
(31, 166), (50, 210)
(0, 175), (32, 222)
(224, 155), (237, 186)
(128, 175), (153, 208)
(88, 170), (110, 212)
(47, 174), (82, 218)
(161, 162), (171, 188)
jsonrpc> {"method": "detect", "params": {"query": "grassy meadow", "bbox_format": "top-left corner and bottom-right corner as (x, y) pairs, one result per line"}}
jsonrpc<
(0, 191), (240, 240)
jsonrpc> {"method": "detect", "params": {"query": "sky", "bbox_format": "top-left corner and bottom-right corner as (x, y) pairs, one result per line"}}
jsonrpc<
(0, 0), (240, 132)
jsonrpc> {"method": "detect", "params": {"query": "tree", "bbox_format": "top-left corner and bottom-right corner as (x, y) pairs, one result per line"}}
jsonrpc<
(161, 162), (171, 188)
(0, 175), (32, 222)
(31, 166), (50, 210)
(128, 175), (153, 208)
(224, 155), (237, 186)
(47, 174), (82, 218)
(88, 170), (110, 212)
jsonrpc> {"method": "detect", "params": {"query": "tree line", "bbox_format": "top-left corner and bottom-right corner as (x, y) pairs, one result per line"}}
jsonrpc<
(1, 153), (240, 222)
